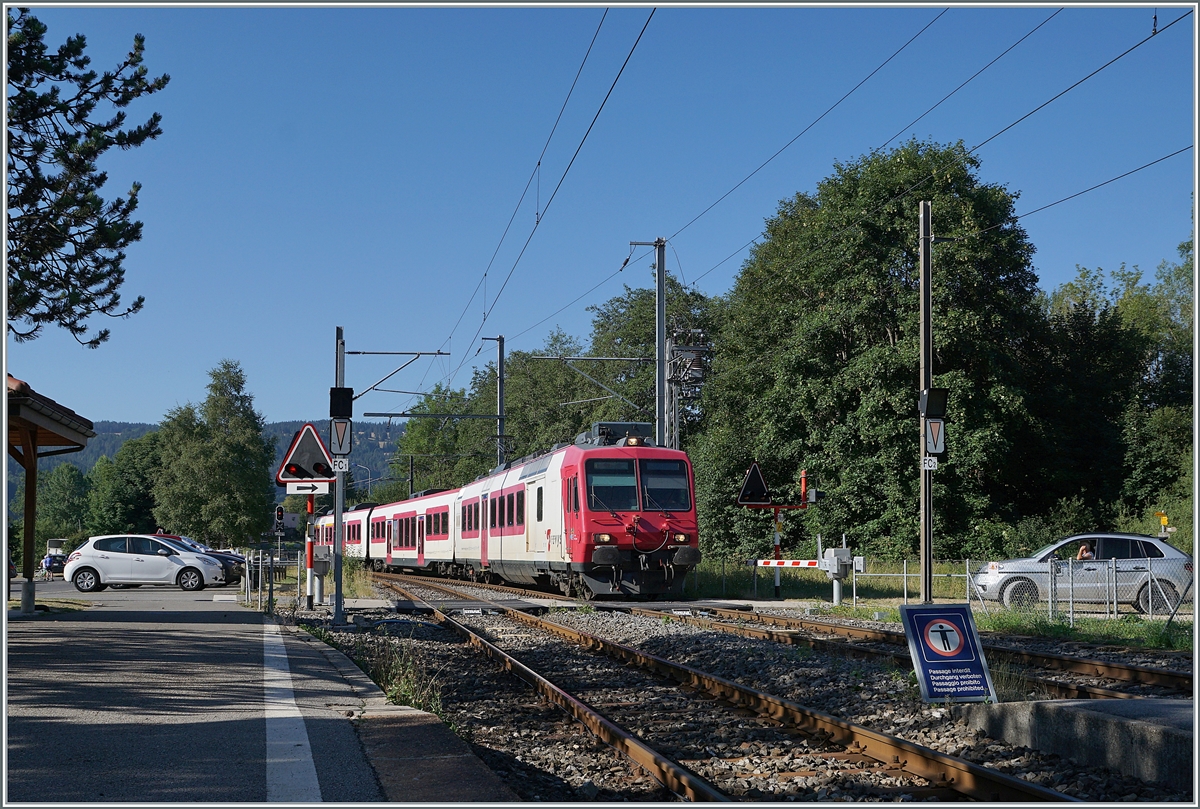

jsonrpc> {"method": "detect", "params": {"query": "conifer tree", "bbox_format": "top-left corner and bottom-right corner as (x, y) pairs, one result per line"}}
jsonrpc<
(7, 8), (169, 347)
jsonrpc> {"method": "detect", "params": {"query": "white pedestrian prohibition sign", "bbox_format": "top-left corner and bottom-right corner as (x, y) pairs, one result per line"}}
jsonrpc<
(922, 619), (963, 657)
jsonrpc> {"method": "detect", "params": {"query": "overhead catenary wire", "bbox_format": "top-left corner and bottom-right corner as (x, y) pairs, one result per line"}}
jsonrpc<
(666, 8), (949, 245)
(873, 8), (1063, 153)
(947, 145), (1194, 244)
(504, 7), (953, 343)
(434, 9), (610, 359)
(687, 8), (1195, 291)
(857, 8), (1194, 236)
(443, 8), (656, 387)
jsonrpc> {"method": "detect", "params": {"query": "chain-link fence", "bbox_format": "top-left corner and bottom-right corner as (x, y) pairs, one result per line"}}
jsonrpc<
(842, 554), (1193, 625)
(970, 555), (1194, 624)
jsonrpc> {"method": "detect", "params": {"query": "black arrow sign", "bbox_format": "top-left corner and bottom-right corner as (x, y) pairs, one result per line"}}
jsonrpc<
(293, 484), (319, 492)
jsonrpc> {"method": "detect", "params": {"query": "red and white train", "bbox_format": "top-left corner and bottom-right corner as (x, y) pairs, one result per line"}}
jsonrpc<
(312, 422), (701, 598)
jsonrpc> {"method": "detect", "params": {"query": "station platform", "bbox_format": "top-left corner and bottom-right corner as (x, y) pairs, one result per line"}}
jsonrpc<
(954, 697), (1193, 792)
(5, 583), (516, 803)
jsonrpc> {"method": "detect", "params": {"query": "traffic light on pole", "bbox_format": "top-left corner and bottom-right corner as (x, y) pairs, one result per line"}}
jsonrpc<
(276, 506), (284, 523)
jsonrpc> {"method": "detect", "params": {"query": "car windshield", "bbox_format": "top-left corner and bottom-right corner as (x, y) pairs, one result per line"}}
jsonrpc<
(1026, 540), (1070, 561)
(154, 537), (194, 554)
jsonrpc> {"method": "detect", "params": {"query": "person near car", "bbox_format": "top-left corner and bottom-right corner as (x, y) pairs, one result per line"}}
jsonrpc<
(1076, 542), (1095, 561)
(42, 553), (55, 580)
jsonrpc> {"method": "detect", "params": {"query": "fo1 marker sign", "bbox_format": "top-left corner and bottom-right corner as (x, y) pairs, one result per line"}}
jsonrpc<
(899, 604), (997, 703)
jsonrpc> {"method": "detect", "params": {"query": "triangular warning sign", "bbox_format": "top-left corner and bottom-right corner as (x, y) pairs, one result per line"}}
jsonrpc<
(737, 462), (772, 506)
(926, 418), (945, 455)
(276, 423), (337, 485)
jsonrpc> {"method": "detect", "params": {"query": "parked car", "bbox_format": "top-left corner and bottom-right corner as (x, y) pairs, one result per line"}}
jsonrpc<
(45, 554), (67, 575)
(153, 534), (244, 586)
(65, 535), (225, 593)
(973, 533), (1193, 613)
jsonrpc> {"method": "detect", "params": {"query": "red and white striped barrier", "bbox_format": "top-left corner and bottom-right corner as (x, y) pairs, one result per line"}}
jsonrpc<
(752, 559), (819, 567)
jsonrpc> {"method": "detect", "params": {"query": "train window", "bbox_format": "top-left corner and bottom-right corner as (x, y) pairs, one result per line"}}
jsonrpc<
(639, 459), (692, 511)
(474, 502), (480, 531)
(489, 498), (496, 528)
(573, 476), (581, 513)
(516, 491), (524, 525)
(586, 460), (637, 511)
(506, 493), (515, 526)
(536, 487), (543, 522)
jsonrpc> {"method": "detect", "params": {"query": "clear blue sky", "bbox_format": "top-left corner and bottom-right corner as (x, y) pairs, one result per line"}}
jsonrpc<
(8, 5), (1195, 427)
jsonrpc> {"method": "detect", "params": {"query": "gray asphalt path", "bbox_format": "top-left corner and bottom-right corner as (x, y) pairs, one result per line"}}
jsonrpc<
(5, 583), (384, 803)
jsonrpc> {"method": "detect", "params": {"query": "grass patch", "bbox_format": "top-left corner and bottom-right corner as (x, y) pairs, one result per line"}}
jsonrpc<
(6, 598), (90, 613)
(300, 622), (453, 727)
(975, 610), (1193, 651)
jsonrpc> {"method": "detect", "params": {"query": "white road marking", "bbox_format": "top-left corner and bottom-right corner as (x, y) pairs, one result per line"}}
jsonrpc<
(263, 622), (322, 802)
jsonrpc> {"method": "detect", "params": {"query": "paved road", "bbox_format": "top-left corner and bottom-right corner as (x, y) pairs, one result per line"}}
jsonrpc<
(6, 583), (383, 802)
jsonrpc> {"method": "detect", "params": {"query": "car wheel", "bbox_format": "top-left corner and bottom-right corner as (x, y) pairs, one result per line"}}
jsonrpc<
(178, 568), (205, 591)
(1002, 578), (1039, 611)
(1137, 581), (1180, 614)
(72, 568), (101, 593)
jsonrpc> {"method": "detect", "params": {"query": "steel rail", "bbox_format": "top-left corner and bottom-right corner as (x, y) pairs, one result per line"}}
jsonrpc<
(613, 606), (1156, 701)
(376, 572), (1189, 695)
(697, 606), (1193, 692)
(379, 575), (1075, 802)
(376, 579), (730, 801)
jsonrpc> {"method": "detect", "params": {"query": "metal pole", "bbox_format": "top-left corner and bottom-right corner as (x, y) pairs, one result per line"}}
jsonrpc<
(498, 336), (505, 466)
(919, 200), (933, 604)
(773, 508), (782, 599)
(903, 559), (908, 605)
(333, 326), (346, 626)
(1148, 556), (1154, 619)
(965, 559), (970, 602)
(268, 551), (274, 616)
(305, 494), (314, 610)
(1069, 559), (1074, 628)
(656, 238), (666, 447)
(409, 455), (414, 498)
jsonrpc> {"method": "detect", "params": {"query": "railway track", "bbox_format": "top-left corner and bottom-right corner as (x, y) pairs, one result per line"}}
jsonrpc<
(374, 575), (1074, 802)
(373, 572), (1192, 700)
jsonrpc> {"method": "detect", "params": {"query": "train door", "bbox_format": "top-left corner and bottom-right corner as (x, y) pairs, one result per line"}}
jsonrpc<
(480, 493), (490, 568)
(561, 467), (582, 551)
(388, 518), (398, 567)
(417, 515), (425, 567)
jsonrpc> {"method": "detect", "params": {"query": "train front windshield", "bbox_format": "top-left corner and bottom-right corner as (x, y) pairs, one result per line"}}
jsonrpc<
(586, 459), (639, 510)
(639, 459), (691, 511)
(585, 458), (692, 512)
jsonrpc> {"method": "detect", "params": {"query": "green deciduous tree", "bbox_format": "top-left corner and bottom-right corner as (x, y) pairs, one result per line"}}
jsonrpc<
(33, 461), (89, 541)
(6, 8), (169, 347)
(85, 430), (161, 534)
(153, 361), (275, 546)
(693, 140), (1047, 561)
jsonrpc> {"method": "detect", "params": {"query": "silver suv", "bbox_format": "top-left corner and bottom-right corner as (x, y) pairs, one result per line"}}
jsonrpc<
(972, 533), (1193, 613)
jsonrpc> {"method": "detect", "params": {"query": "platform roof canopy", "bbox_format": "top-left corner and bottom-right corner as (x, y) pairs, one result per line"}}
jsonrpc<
(8, 374), (96, 464)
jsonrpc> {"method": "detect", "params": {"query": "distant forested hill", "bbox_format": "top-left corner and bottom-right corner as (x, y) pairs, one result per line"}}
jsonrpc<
(8, 419), (405, 508)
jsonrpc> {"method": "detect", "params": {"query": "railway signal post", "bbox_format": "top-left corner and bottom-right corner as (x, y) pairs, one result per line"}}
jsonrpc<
(331, 327), (351, 626)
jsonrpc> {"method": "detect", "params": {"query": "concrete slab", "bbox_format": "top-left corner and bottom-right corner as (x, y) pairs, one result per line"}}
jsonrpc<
(954, 698), (1193, 793)
(277, 620), (517, 801)
(356, 707), (520, 802)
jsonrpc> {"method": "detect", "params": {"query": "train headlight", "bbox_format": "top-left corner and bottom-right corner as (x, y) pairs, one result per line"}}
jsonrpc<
(592, 533), (615, 544)
(672, 533), (689, 544)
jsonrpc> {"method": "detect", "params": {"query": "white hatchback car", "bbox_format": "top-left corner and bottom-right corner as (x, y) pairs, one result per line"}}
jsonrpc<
(65, 534), (225, 592)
